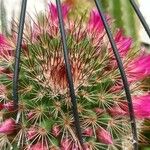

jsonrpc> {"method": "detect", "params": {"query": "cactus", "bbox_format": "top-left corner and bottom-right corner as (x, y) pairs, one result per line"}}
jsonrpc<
(0, 2), (150, 150)
(0, 0), (8, 35)
(101, 0), (139, 40)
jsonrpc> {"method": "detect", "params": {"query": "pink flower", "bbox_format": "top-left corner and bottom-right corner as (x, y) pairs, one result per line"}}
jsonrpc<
(126, 54), (150, 82)
(108, 30), (132, 68)
(0, 34), (11, 49)
(87, 9), (110, 46)
(114, 29), (132, 57)
(133, 95), (150, 119)
(49, 3), (69, 23)
(83, 127), (93, 137)
(51, 124), (61, 137)
(0, 34), (13, 60)
(31, 3), (69, 43)
(29, 142), (47, 150)
(96, 128), (113, 145)
(0, 118), (16, 134)
(88, 9), (110, 34)
(118, 95), (150, 119)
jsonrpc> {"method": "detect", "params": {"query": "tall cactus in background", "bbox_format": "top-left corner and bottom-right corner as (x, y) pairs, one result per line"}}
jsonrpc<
(0, 0), (8, 35)
(101, 0), (139, 40)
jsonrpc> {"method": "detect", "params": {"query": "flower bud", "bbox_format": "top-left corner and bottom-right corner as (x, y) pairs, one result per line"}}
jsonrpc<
(108, 106), (127, 117)
(27, 111), (35, 120)
(51, 124), (61, 137)
(27, 127), (37, 140)
(96, 128), (113, 145)
(94, 108), (104, 116)
(0, 118), (16, 134)
(83, 127), (93, 137)
(61, 138), (72, 150)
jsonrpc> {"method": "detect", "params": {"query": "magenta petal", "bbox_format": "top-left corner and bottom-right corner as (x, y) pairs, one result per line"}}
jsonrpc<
(88, 9), (110, 33)
(0, 34), (13, 60)
(0, 34), (9, 47)
(49, 3), (69, 22)
(133, 95), (150, 119)
(126, 55), (150, 82)
(117, 38), (132, 56)
(114, 30), (132, 57)
(115, 29), (124, 41)
(0, 34), (12, 50)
